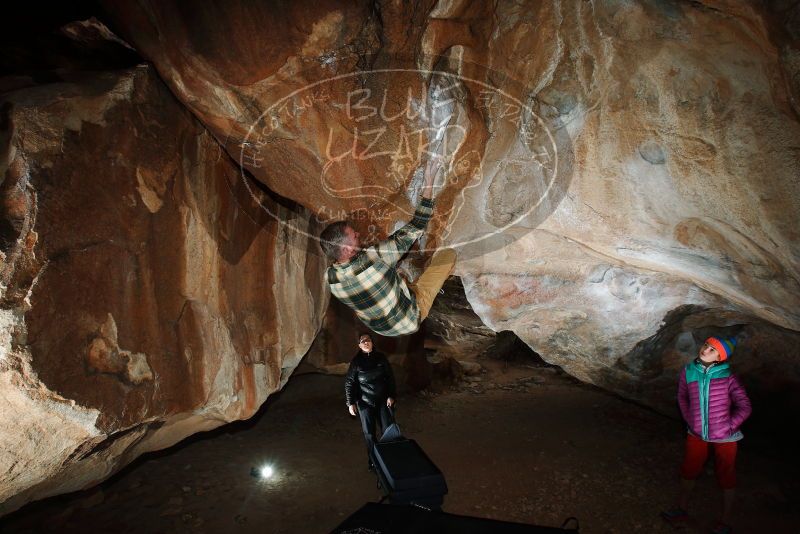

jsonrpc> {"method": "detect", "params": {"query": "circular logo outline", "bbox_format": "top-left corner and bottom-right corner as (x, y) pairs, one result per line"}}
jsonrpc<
(238, 66), (562, 254)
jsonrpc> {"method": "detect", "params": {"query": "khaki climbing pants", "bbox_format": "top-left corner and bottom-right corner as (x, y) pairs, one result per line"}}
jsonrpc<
(410, 248), (457, 321)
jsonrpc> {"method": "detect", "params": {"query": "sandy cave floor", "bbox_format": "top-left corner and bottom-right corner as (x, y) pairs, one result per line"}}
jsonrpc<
(2, 362), (798, 534)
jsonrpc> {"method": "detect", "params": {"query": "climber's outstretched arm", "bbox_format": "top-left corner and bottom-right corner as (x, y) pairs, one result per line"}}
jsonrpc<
(367, 158), (442, 266)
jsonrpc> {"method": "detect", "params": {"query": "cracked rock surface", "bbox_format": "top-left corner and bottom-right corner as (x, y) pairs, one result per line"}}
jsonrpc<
(103, 0), (800, 409)
(0, 65), (327, 514)
(2, 0), (800, 515)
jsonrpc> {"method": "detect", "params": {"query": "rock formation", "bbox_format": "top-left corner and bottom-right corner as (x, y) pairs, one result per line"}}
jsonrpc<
(0, 66), (327, 514)
(2, 0), (800, 515)
(102, 0), (800, 410)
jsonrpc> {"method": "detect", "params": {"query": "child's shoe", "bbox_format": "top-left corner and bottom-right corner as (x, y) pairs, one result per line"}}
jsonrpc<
(660, 507), (689, 528)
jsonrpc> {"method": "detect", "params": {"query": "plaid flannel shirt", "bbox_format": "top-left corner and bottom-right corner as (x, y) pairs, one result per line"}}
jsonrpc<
(327, 198), (435, 336)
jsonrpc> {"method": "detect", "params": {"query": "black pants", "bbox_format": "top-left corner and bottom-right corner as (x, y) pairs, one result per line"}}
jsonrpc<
(357, 401), (394, 456)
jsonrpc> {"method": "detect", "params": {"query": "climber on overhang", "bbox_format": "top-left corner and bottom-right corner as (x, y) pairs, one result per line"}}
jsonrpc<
(319, 156), (456, 337)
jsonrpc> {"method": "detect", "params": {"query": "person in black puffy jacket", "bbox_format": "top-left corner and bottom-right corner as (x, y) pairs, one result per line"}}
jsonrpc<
(345, 333), (397, 466)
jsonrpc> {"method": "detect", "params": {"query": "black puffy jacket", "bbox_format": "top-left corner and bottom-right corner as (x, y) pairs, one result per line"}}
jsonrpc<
(344, 351), (396, 408)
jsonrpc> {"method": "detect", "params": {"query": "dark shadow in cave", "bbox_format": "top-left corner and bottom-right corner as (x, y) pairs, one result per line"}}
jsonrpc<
(4, 351), (799, 533)
(0, 1), (141, 81)
(597, 304), (800, 455)
(421, 275), (565, 391)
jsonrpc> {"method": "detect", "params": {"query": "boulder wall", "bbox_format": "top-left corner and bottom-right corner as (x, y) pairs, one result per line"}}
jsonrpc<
(0, 65), (327, 514)
(99, 0), (800, 412)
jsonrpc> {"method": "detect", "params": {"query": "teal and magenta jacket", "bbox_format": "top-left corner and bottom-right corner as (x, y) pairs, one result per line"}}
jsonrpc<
(677, 359), (752, 442)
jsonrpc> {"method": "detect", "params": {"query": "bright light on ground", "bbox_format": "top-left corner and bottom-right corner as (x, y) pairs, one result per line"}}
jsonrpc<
(260, 465), (274, 479)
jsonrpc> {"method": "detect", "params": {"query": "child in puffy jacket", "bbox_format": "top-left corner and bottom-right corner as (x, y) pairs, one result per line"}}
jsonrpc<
(661, 336), (752, 534)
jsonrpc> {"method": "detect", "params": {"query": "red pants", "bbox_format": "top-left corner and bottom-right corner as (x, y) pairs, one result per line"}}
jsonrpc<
(680, 433), (738, 489)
